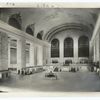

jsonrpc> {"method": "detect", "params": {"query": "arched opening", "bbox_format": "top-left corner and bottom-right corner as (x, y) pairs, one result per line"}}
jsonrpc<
(37, 30), (43, 40)
(26, 27), (34, 36)
(51, 39), (59, 58)
(64, 37), (73, 57)
(37, 33), (42, 40)
(78, 36), (89, 57)
(8, 18), (21, 29)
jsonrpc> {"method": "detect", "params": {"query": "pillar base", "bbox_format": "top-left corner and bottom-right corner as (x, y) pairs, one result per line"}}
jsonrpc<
(0, 70), (10, 80)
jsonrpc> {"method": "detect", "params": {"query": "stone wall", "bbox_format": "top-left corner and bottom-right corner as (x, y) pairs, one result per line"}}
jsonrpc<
(50, 29), (90, 64)
(0, 32), (8, 71)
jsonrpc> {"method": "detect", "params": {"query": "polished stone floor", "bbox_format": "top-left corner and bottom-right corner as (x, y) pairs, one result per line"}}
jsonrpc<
(0, 71), (100, 92)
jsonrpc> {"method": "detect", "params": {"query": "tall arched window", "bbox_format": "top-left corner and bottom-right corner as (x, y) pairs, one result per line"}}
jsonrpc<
(78, 36), (89, 57)
(51, 39), (59, 57)
(64, 37), (73, 57)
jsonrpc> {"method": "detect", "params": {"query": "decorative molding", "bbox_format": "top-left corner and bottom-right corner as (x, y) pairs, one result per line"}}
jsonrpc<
(0, 20), (50, 47)
(44, 23), (92, 41)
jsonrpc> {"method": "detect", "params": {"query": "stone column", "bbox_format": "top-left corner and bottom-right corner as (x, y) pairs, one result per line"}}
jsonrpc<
(60, 39), (63, 65)
(89, 41), (93, 61)
(95, 39), (97, 62)
(43, 46), (46, 65)
(34, 46), (37, 66)
(47, 45), (51, 65)
(29, 43), (35, 66)
(93, 40), (96, 62)
(17, 37), (26, 69)
(74, 37), (78, 63)
(37, 46), (43, 66)
(96, 35), (99, 61)
(98, 29), (100, 77)
(0, 32), (8, 71)
(43, 45), (50, 65)
(8, 37), (11, 68)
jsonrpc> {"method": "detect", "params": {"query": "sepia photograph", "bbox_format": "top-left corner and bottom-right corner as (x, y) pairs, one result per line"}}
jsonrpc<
(0, 2), (100, 95)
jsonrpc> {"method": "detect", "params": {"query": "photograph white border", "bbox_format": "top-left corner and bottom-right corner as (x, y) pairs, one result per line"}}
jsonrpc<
(0, 1), (100, 98)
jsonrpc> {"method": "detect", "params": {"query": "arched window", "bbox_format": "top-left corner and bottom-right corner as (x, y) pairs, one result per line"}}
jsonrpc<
(9, 18), (21, 29)
(78, 36), (89, 57)
(26, 24), (35, 36)
(37, 30), (43, 40)
(8, 13), (22, 30)
(64, 37), (73, 57)
(26, 27), (34, 36)
(37, 33), (42, 40)
(51, 39), (59, 57)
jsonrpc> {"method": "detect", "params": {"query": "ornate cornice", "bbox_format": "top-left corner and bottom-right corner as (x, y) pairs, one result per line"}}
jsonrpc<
(44, 23), (92, 41)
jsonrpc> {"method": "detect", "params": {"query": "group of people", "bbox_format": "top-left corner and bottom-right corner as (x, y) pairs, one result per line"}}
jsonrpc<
(46, 66), (79, 73)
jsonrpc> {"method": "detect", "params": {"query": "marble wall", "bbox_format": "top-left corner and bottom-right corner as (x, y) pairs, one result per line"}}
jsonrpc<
(0, 20), (50, 71)
(90, 13), (100, 66)
(0, 32), (8, 71)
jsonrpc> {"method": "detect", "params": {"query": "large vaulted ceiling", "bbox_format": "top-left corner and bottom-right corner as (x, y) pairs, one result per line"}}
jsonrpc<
(0, 8), (100, 39)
